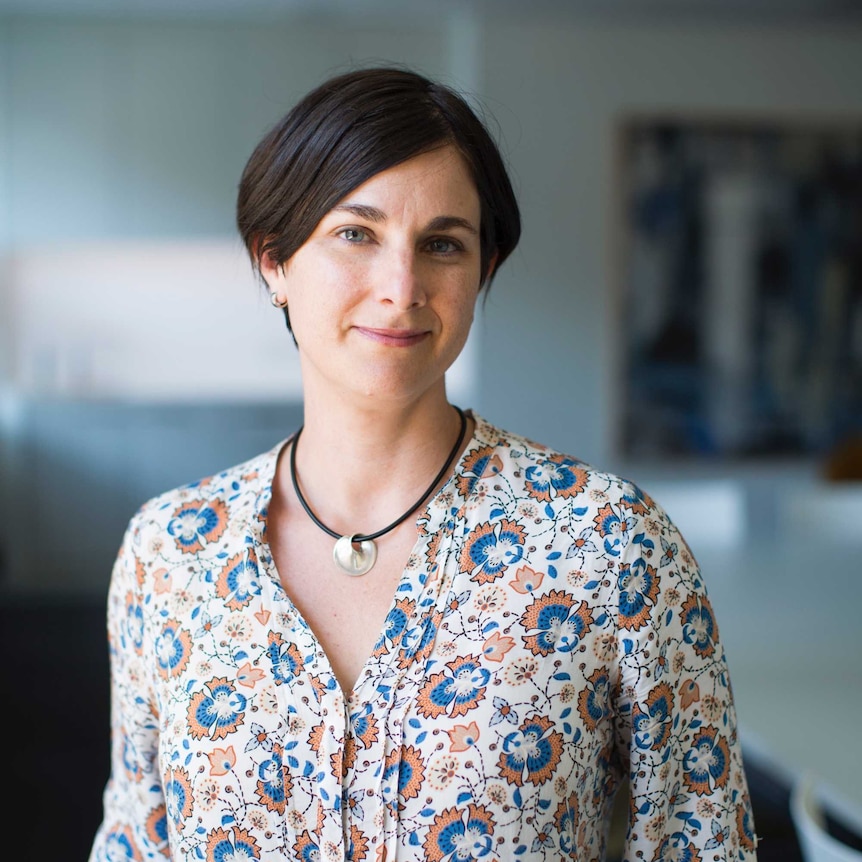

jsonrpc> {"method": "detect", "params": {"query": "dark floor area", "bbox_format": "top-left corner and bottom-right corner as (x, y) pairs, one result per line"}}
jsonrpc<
(0, 596), (822, 862)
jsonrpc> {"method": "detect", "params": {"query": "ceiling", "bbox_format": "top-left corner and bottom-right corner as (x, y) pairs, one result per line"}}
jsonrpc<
(0, 0), (860, 24)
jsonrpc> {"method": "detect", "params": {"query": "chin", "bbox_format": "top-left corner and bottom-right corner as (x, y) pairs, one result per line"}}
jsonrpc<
(351, 370), (445, 405)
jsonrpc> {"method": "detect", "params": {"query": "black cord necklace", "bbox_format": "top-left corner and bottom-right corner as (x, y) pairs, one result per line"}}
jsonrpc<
(290, 405), (467, 576)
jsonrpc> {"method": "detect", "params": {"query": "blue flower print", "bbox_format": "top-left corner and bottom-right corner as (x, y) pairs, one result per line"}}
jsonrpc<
(266, 631), (305, 685)
(255, 742), (292, 813)
(681, 593), (718, 659)
(490, 695), (520, 727)
(653, 832), (701, 862)
(423, 803), (496, 862)
(417, 655), (490, 719)
(498, 713), (564, 787)
(632, 682), (674, 751)
(521, 590), (594, 656)
(618, 558), (660, 631)
(167, 498), (227, 554)
(592, 502), (636, 556)
(204, 825), (261, 860)
(215, 549), (262, 611)
(187, 676), (247, 742)
(459, 519), (526, 584)
(524, 454), (587, 503)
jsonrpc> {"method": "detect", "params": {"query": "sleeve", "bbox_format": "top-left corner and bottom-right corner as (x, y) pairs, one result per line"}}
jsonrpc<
(612, 486), (759, 861)
(89, 509), (167, 861)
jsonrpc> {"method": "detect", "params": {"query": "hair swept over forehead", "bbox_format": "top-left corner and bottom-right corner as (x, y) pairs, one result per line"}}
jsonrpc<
(236, 66), (520, 301)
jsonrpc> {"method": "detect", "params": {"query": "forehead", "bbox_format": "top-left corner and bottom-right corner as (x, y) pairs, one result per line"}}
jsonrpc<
(333, 145), (480, 216)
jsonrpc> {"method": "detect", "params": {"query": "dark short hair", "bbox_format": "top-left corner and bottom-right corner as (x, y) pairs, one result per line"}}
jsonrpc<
(236, 66), (521, 321)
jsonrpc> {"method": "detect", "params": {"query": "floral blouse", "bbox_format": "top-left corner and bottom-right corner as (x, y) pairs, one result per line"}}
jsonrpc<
(89, 412), (757, 862)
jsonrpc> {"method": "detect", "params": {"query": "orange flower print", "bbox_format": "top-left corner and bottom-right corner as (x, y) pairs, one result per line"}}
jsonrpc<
(351, 704), (380, 749)
(448, 721), (481, 752)
(207, 746), (236, 776)
(164, 766), (194, 823)
(577, 667), (612, 732)
(348, 823), (369, 862)
(736, 794), (757, 851)
(509, 564), (545, 594)
(307, 721), (325, 753)
(651, 834), (704, 862)
(144, 804), (168, 854)
(372, 597), (415, 658)
(482, 631), (515, 662)
(254, 742), (293, 814)
(618, 560), (660, 631)
(554, 793), (580, 859)
(633, 681), (674, 752)
(293, 829), (319, 860)
(618, 482), (654, 516)
(680, 593), (719, 659)
(592, 502), (634, 555)
(266, 631), (305, 685)
(680, 678), (700, 708)
(423, 804), (495, 862)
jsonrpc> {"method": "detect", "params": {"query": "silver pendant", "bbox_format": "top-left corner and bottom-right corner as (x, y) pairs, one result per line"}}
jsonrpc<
(333, 534), (377, 576)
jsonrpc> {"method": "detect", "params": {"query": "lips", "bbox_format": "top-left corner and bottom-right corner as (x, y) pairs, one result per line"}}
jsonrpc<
(354, 327), (430, 347)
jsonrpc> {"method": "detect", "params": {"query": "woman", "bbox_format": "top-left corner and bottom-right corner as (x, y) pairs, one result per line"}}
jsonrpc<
(90, 67), (757, 861)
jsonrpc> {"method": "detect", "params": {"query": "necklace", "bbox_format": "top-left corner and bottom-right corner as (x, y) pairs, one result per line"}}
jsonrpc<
(290, 406), (467, 576)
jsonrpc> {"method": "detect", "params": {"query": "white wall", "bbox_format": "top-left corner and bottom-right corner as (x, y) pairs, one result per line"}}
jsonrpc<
(3, 13), (862, 464)
(2, 11), (862, 596)
(478, 18), (862, 465)
(0, 15), (484, 403)
(0, 16), (452, 245)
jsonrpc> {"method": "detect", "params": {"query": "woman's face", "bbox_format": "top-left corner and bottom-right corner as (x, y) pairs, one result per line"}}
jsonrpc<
(262, 145), (484, 410)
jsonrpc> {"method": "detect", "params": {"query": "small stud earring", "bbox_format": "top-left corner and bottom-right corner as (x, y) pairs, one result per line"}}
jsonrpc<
(270, 292), (288, 309)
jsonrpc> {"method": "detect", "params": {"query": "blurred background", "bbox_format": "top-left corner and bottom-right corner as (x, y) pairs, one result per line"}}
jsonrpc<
(1, 1), (861, 860)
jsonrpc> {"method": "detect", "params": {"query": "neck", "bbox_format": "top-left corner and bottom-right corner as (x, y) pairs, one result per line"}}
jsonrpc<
(285, 392), (470, 536)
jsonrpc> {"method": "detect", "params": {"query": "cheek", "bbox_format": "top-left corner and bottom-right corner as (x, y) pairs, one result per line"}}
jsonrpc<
(283, 269), (351, 333)
(448, 291), (478, 332)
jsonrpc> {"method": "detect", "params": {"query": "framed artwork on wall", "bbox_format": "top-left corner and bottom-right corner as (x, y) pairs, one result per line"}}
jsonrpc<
(613, 112), (861, 463)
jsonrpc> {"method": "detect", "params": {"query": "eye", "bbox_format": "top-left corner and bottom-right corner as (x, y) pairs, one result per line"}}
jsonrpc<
(337, 227), (368, 243)
(427, 237), (463, 254)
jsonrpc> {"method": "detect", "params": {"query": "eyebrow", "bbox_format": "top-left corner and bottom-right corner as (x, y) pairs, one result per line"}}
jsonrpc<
(332, 204), (478, 235)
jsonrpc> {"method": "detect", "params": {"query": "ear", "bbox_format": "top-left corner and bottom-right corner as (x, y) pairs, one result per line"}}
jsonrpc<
(258, 245), (284, 287)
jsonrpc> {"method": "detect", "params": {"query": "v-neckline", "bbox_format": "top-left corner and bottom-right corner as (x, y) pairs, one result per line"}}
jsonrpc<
(253, 410), (483, 703)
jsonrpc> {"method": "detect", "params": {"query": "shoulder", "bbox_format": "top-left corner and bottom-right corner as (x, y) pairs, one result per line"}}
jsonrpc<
(125, 438), (287, 542)
(467, 413), (695, 566)
(471, 413), (664, 518)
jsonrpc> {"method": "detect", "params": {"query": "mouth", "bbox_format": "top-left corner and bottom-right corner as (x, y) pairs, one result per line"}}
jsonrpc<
(354, 327), (430, 347)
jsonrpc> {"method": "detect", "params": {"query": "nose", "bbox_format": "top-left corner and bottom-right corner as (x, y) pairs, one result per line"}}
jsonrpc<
(375, 246), (426, 310)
